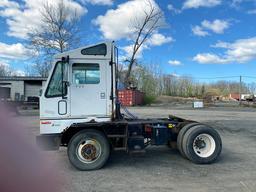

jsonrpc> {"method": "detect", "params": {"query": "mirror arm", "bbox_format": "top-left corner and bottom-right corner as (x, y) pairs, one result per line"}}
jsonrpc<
(61, 56), (69, 63)
(61, 56), (69, 100)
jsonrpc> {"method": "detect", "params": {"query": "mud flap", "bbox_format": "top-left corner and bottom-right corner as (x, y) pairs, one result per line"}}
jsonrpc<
(36, 134), (61, 151)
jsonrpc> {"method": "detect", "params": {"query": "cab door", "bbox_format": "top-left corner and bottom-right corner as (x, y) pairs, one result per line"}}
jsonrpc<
(69, 60), (108, 118)
(40, 61), (70, 119)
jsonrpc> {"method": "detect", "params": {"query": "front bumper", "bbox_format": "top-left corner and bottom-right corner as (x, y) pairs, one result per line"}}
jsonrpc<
(36, 134), (61, 151)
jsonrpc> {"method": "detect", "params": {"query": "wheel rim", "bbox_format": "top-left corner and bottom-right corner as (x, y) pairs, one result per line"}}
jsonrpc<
(193, 134), (216, 158)
(76, 139), (102, 164)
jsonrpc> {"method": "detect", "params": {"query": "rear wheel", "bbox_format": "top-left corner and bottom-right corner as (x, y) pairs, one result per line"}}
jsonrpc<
(177, 123), (200, 158)
(182, 125), (222, 164)
(68, 129), (110, 171)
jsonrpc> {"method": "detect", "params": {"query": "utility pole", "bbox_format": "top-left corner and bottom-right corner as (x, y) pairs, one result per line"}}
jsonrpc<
(239, 75), (242, 106)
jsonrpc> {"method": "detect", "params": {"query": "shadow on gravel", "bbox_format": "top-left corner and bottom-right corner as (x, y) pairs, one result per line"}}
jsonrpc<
(105, 146), (230, 171)
(106, 147), (185, 168)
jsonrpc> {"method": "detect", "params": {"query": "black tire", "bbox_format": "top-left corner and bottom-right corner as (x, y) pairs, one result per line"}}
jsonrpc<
(177, 122), (200, 158)
(68, 129), (110, 171)
(182, 125), (222, 164)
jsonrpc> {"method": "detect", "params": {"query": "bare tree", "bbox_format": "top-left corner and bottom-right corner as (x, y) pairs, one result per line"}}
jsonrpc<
(29, 0), (82, 77)
(124, 0), (164, 87)
(248, 82), (256, 94)
(0, 64), (11, 77)
(0, 63), (25, 77)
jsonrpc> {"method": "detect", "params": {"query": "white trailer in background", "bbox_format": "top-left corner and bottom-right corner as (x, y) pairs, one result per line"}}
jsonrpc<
(37, 42), (222, 171)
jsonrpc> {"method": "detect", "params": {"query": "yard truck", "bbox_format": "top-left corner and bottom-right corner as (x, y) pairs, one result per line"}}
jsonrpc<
(36, 42), (222, 171)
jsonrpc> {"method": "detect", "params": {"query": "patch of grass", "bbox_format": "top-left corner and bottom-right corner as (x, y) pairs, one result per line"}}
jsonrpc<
(144, 95), (156, 105)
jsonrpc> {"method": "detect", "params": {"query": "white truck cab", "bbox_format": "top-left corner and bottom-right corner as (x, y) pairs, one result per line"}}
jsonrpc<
(37, 42), (222, 171)
(40, 42), (116, 135)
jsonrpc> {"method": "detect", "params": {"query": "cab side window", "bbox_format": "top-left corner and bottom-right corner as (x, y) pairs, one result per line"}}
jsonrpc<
(81, 43), (107, 56)
(72, 64), (100, 85)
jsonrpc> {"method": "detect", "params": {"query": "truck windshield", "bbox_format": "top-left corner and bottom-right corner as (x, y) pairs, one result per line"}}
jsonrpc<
(45, 62), (68, 97)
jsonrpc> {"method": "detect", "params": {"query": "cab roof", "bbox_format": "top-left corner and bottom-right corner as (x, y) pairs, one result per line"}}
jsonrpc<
(54, 41), (114, 60)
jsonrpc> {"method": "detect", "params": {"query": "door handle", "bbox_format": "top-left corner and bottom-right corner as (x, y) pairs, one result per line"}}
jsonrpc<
(58, 100), (67, 115)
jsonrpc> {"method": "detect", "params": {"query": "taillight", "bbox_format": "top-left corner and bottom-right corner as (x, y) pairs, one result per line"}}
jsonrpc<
(145, 125), (152, 133)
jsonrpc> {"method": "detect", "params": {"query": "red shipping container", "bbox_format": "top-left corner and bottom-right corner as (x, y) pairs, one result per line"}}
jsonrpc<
(118, 89), (144, 106)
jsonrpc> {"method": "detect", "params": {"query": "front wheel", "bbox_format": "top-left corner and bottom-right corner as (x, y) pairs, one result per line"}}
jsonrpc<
(68, 129), (110, 171)
(182, 125), (222, 164)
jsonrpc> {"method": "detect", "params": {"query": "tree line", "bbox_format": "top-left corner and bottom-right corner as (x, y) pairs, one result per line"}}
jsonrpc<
(123, 63), (256, 99)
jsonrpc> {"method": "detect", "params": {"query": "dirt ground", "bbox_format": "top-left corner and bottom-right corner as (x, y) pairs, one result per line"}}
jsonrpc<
(18, 106), (256, 192)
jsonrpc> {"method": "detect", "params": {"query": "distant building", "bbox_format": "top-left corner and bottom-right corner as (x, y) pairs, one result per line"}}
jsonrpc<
(0, 76), (47, 101)
(230, 93), (240, 100)
(229, 93), (254, 101)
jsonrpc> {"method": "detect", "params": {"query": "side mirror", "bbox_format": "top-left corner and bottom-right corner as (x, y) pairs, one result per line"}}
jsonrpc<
(39, 89), (42, 97)
(61, 56), (69, 99)
(63, 81), (70, 87)
(62, 81), (69, 99)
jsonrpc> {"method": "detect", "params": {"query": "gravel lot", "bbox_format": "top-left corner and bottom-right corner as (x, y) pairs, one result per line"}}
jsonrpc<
(20, 106), (256, 192)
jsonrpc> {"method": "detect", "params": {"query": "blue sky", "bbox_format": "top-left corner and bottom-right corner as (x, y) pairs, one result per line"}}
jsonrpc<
(0, 0), (256, 83)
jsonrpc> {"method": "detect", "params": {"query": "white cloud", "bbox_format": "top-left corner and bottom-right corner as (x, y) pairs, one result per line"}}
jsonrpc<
(248, 9), (256, 14)
(183, 0), (221, 9)
(0, 0), (87, 39)
(168, 60), (182, 66)
(211, 41), (230, 48)
(122, 33), (172, 59)
(148, 33), (173, 46)
(122, 44), (144, 59)
(0, 42), (33, 60)
(0, 0), (19, 8)
(93, 0), (163, 40)
(192, 19), (230, 36)
(83, 0), (113, 5)
(193, 53), (227, 64)
(201, 19), (230, 34)
(167, 4), (181, 14)
(193, 37), (256, 64)
(94, 0), (171, 59)
(192, 26), (209, 36)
